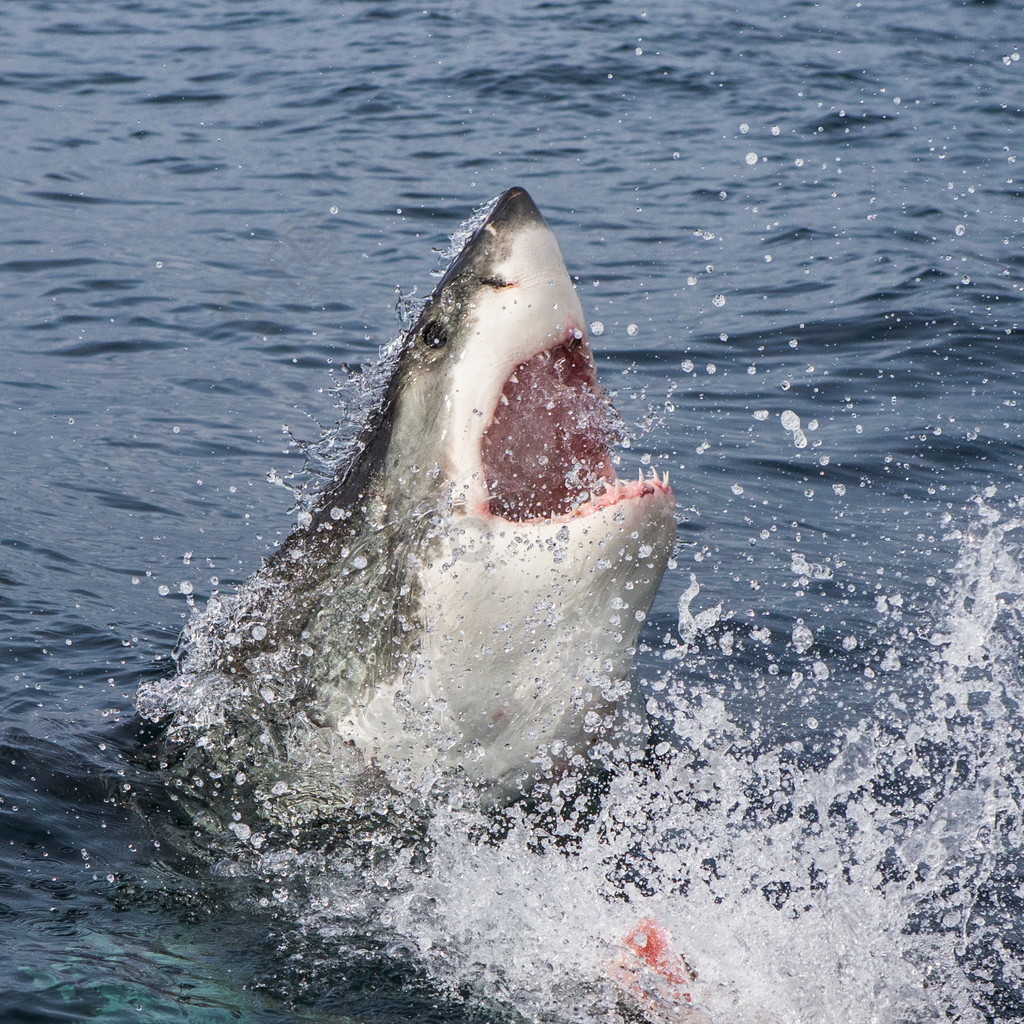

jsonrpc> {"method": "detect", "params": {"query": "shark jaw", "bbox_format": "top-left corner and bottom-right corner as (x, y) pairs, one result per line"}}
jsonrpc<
(416, 186), (672, 530)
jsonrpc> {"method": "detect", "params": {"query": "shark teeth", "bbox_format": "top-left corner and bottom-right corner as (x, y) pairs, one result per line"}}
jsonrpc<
(478, 465), (671, 524)
(570, 468), (671, 515)
(591, 467), (669, 492)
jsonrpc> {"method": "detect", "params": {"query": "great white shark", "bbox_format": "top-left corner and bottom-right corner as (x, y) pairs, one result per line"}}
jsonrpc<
(139, 187), (675, 817)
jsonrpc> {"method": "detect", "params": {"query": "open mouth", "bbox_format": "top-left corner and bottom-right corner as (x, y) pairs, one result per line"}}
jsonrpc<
(480, 335), (666, 523)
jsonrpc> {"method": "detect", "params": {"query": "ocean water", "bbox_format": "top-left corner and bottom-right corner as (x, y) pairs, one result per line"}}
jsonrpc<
(2, 0), (1024, 1021)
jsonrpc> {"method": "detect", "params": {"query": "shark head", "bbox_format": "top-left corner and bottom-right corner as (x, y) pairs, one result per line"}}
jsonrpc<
(380, 187), (669, 528)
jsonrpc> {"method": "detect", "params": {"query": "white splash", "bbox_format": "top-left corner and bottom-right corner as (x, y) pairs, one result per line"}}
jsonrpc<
(678, 574), (723, 644)
(287, 502), (1024, 1023)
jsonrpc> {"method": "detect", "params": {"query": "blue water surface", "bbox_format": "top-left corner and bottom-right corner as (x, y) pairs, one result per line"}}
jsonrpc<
(2, 1), (1024, 1021)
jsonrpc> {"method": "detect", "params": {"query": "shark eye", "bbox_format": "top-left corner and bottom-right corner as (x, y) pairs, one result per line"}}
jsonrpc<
(421, 321), (449, 349)
(480, 275), (510, 289)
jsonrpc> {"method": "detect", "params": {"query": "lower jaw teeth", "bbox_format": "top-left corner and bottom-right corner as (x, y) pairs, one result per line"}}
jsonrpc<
(590, 468), (669, 500)
(482, 467), (667, 521)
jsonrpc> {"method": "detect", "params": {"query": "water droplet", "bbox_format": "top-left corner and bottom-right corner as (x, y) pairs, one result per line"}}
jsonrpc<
(792, 622), (814, 653)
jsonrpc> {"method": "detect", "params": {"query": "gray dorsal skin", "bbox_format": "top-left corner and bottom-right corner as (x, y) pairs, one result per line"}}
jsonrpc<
(141, 188), (676, 821)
